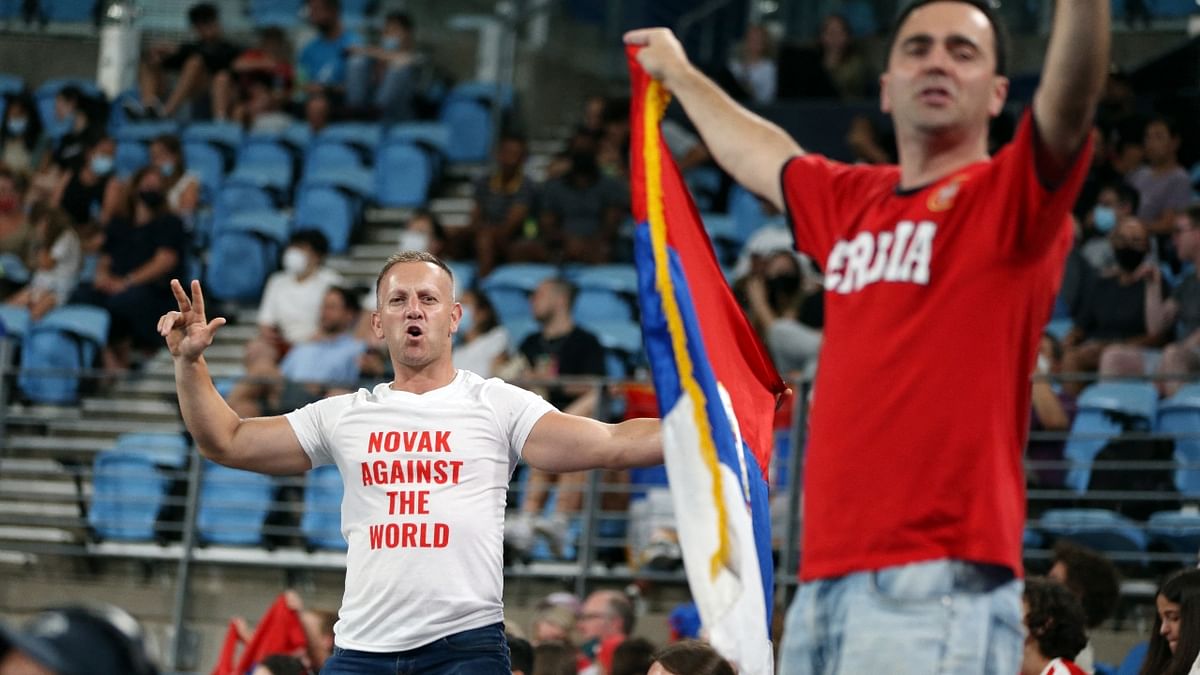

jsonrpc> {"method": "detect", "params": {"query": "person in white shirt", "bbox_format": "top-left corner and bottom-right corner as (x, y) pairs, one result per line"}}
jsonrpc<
(157, 250), (662, 674)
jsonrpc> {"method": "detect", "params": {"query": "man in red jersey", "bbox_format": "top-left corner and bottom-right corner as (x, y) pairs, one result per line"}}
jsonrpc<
(626, 0), (1108, 671)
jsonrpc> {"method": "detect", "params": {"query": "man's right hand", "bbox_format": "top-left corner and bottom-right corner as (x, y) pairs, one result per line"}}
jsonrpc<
(623, 28), (692, 88)
(158, 279), (226, 362)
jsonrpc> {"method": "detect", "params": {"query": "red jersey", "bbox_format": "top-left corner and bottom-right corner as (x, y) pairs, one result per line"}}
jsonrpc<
(781, 111), (1091, 581)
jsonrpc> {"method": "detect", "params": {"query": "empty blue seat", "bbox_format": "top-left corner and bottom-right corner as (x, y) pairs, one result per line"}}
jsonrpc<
(1023, 527), (1044, 550)
(205, 210), (289, 303)
(484, 287), (531, 325)
(229, 141), (293, 194)
(439, 99), (491, 164)
(183, 141), (225, 203)
(580, 318), (644, 377)
(301, 165), (374, 202)
(196, 461), (274, 546)
(0, 251), (30, 285)
(1147, 509), (1200, 555)
(112, 432), (189, 469)
(1045, 317), (1073, 341)
(294, 185), (354, 254)
(88, 451), (168, 542)
(1038, 508), (1148, 557)
(115, 120), (179, 144)
(18, 305), (109, 404)
(387, 122), (450, 159)
(181, 121), (243, 155)
(374, 142), (432, 207)
(446, 81), (514, 109)
(114, 141), (148, 178)
(573, 288), (633, 324)
(1158, 383), (1200, 496)
(728, 184), (768, 239)
(212, 183), (274, 225)
(0, 304), (31, 343)
(0, 74), (25, 96)
(301, 464), (346, 551)
(1064, 382), (1158, 492)
(248, 0), (302, 27)
(570, 264), (639, 295)
(480, 264), (558, 325)
(445, 261), (477, 298)
(304, 141), (366, 175)
(317, 122), (383, 155)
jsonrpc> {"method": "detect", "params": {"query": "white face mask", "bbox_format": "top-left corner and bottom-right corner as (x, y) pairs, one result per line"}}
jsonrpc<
(398, 230), (430, 253)
(282, 247), (309, 275)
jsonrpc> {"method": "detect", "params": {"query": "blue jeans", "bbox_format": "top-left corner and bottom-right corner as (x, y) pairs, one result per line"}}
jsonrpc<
(778, 559), (1023, 675)
(320, 623), (510, 675)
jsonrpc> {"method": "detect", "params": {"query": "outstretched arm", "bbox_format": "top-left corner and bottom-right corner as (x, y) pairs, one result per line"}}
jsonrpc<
(1033, 0), (1110, 182)
(624, 28), (801, 210)
(159, 279), (312, 475)
(521, 412), (661, 473)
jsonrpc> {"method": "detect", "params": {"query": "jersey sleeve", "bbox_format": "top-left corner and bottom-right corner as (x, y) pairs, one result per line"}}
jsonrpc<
(284, 392), (354, 467)
(780, 154), (887, 263)
(483, 380), (556, 463)
(988, 109), (1093, 259)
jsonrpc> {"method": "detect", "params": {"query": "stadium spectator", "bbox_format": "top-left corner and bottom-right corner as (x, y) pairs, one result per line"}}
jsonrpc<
(596, 97), (631, 180)
(74, 166), (187, 372)
(508, 634), (533, 675)
(1027, 333), (1074, 491)
(397, 209), (447, 258)
(1148, 205), (1200, 396)
(250, 654), (305, 675)
(0, 167), (32, 259)
(451, 290), (508, 378)
(531, 641), (576, 675)
(611, 637), (656, 675)
(1138, 568), (1200, 675)
(1129, 117), (1191, 239)
(148, 135), (200, 220)
(346, 11), (426, 121)
(50, 134), (123, 231)
(230, 27), (295, 123)
(1021, 577), (1090, 675)
(577, 590), (633, 669)
(1079, 180), (1139, 273)
(649, 640), (734, 675)
(133, 2), (241, 120)
(817, 14), (872, 100)
(0, 604), (159, 675)
(238, 79), (294, 134)
(0, 91), (46, 176)
(45, 85), (105, 175)
(504, 278), (608, 559)
(538, 149), (625, 265)
(1048, 541), (1120, 671)
(297, 0), (364, 96)
(245, 229), (342, 366)
(742, 248), (823, 377)
(6, 204), (81, 320)
(303, 91), (334, 136)
(468, 133), (538, 275)
(728, 24), (778, 105)
(528, 605), (576, 646)
(228, 286), (364, 418)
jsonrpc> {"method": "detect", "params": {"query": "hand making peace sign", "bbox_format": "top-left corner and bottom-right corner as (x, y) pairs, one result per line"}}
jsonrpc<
(157, 279), (227, 362)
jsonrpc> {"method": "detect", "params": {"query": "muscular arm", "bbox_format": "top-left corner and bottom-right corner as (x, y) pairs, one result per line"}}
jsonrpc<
(1032, 0), (1110, 182)
(521, 413), (661, 473)
(625, 29), (801, 210)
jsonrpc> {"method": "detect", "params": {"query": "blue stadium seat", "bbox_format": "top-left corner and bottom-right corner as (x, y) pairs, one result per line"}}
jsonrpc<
(301, 165), (374, 202)
(728, 184), (768, 240)
(248, 0), (302, 28)
(1023, 527), (1043, 550)
(1045, 317), (1073, 341)
(1158, 384), (1200, 496)
(1116, 642), (1148, 675)
(114, 141), (148, 178)
(183, 141), (224, 203)
(281, 121), (313, 150)
(1038, 508), (1148, 557)
(0, 251), (30, 285)
(580, 318), (644, 377)
(18, 305), (109, 404)
(112, 432), (189, 469)
(1064, 382), (1158, 492)
(374, 142), (432, 207)
(483, 287), (532, 325)
(196, 461), (274, 546)
(41, 0), (95, 22)
(570, 264), (639, 295)
(317, 122), (383, 156)
(479, 264), (558, 325)
(439, 98), (491, 164)
(115, 120), (179, 144)
(573, 289), (633, 324)
(504, 317), (539, 351)
(294, 185), (354, 254)
(181, 121), (243, 156)
(205, 209), (289, 303)
(36, 78), (103, 138)
(0, 74), (25, 96)
(0, 305), (31, 344)
(304, 140), (366, 175)
(387, 122), (450, 162)
(88, 451), (168, 542)
(212, 183), (274, 226)
(445, 81), (514, 109)
(445, 261), (477, 298)
(1146, 509), (1200, 555)
(228, 140), (294, 194)
(301, 464), (346, 551)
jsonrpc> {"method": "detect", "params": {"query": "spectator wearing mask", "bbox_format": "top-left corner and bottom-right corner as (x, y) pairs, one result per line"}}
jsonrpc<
(397, 209), (447, 257)
(727, 24), (778, 105)
(538, 150), (626, 265)
(1047, 541), (1120, 672)
(742, 249), (823, 377)
(1129, 117), (1192, 238)
(148, 135), (200, 219)
(134, 2), (241, 120)
(451, 290), (507, 378)
(51, 135), (123, 231)
(45, 85), (104, 174)
(346, 11), (426, 121)
(1147, 206), (1200, 397)
(297, 0), (364, 95)
(0, 92), (46, 175)
(469, 134), (537, 276)
(6, 204), (81, 320)
(0, 167), (32, 259)
(1080, 180), (1139, 273)
(1020, 578), (1090, 675)
(1138, 568), (1200, 675)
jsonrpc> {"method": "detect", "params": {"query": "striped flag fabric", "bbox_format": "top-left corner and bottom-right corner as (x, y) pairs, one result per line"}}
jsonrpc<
(627, 46), (787, 675)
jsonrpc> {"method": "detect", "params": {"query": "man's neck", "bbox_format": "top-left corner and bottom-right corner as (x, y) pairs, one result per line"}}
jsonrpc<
(1150, 157), (1179, 173)
(540, 313), (574, 340)
(390, 361), (457, 394)
(895, 125), (989, 190)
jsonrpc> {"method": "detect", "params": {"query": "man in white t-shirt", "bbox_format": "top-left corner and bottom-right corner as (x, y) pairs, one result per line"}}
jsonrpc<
(248, 229), (344, 364)
(157, 251), (662, 674)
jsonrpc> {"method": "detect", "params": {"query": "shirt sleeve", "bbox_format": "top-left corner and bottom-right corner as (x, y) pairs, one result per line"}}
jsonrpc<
(256, 273), (283, 327)
(483, 380), (556, 462)
(284, 392), (354, 467)
(780, 154), (889, 264)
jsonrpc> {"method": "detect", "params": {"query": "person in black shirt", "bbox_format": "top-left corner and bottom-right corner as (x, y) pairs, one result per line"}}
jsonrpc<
(51, 135), (123, 232)
(505, 277), (616, 558)
(135, 3), (240, 120)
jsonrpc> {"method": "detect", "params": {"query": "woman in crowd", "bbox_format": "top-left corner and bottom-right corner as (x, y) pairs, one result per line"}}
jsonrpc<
(1140, 568), (1200, 675)
(50, 134), (123, 234)
(7, 204), (81, 320)
(0, 91), (46, 175)
(148, 134), (200, 220)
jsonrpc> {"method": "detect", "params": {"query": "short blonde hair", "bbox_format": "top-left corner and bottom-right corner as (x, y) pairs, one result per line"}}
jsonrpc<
(374, 251), (455, 298)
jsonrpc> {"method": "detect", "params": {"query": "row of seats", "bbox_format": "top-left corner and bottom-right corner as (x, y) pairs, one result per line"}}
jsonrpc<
(88, 432), (346, 551)
(0, 303), (108, 405)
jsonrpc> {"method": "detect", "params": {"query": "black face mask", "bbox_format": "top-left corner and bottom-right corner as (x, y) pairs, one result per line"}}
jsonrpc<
(138, 190), (165, 209)
(1113, 246), (1146, 273)
(766, 273), (801, 299)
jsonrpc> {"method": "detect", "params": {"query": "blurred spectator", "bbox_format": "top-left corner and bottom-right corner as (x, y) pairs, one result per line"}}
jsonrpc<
(531, 641), (576, 675)
(1147, 206), (1200, 397)
(727, 24), (777, 105)
(1062, 217), (1162, 395)
(742, 249), (823, 377)
(1026, 333), (1074, 490)
(1139, 568), (1200, 675)
(597, 98), (631, 180)
(504, 278), (608, 558)
(0, 167), (32, 258)
(1129, 117), (1192, 238)
(529, 605), (576, 646)
(250, 655), (305, 675)
(148, 135), (200, 220)
(297, 608), (335, 671)
(468, 133), (537, 275)
(545, 128), (600, 182)
(1020, 578), (1089, 675)
(0, 604), (159, 675)
(1048, 541), (1120, 671)
(133, 3), (241, 120)
(297, 0), (364, 95)
(451, 290), (507, 378)
(248, 229), (342, 365)
(398, 209), (447, 257)
(649, 640), (734, 675)
(1079, 180), (1139, 273)
(817, 14), (871, 100)
(1059, 216), (1095, 322)
(303, 91), (333, 136)
(50, 134), (123, 231)
(580, 95), (607, 136)
(539, 150), (625, 265)
(845, 115), (895, 164)
(6, 204), (81, 320)
(239, 79), (294, 134)
(229, 286), (364, 418)
(611, 637), (656, 675)
(577, 590), (633, 669)
(508, 634), (533, 675)
(346, 12), (426, 121)
(230, 27), (295, 123)
(73, 166), (187, 372)
(40, 85), (105, 181)
(0, 91), (46, 175)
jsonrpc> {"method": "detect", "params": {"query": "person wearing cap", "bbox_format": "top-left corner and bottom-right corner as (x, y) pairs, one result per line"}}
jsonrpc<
(0, 604), (158, 675)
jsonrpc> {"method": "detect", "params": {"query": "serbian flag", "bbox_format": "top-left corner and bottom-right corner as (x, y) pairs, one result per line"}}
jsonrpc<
(628, 47), (786, 675)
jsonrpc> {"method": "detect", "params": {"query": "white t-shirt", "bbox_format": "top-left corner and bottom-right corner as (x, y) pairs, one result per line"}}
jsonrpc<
(285, 370), (556, 651)
(257, 266), (343, 344)
(452, 326), (508, 378)
(29, 230), (82, 301)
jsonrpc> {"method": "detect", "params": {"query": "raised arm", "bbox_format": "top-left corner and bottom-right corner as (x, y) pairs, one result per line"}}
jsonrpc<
(159, 279), (312, 475)
(521, 412), (661, 473)
(624, 28), (801, 211)
(1032, 0), (1110, 180)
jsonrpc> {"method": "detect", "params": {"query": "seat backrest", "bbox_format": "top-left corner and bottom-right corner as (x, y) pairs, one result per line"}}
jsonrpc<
(438, 99), (491, 164)
(374, 142), (432, 208)
(729, 183), (767, 239)
(304, 141), (365, 176)
(0, 303), (31, 342)
(573, 289), (633, 324)
(181, 121), (243, 153)
(479, 263), (558, 293)
(18, 305), (109, 404)
(295, 185), (353, 254)
(184, 141), (226, 197)
(113, 432), (190, 469)
(115, 141), (149, 178)
(301, 464), (346, 550)
(1159, 395), (1200, 496)
(317, 122), (382, 156)
(205, 222), (283, 303)
(484, 287), (532, 325)
(213, 183), (274, 225)
(88, 451), (168, 542)
(196, 461), (274, 545)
